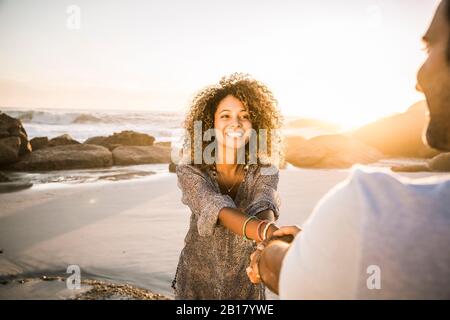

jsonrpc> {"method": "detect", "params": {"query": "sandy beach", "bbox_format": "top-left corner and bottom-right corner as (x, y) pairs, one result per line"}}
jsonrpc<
(0, 167), (448, 299)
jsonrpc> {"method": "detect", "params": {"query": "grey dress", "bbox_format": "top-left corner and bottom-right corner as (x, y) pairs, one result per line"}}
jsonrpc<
(172, 163), (281, 300)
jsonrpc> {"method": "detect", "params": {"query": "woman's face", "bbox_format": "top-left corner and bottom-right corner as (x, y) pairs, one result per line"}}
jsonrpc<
(214, 95), (253, 151)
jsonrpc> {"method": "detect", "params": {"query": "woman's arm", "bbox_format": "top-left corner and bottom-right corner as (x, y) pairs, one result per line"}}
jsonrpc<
(176, 164), (279, 240)
(255, 209), (276, 222)
(218, 207), (278, 241)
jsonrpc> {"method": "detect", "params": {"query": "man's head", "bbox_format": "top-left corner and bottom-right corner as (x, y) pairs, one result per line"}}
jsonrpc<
(417, 0), (450, 151)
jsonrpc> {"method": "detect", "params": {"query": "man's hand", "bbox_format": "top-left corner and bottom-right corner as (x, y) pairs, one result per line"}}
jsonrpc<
(247, 225), (302, 288)
(272, 225), (302, 238)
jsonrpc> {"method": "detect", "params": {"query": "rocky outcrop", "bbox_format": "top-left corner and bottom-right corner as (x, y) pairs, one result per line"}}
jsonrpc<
(154, 141), (172, 148)
(84, 136), (107, 145)
(392, 153), (450, 172)
(285, 134), (384, 168)
(0, 137), (21, 165)
(5, 144), (113, 171)
(30, 137), (49, 151)
(429, 153), (450, 172)
(0, 113), (31, 165)
(84, 131), (155, 150)
(351, 101), (440, 158)
(48, 134), (80, 147)
(112, 145), (171, 165)
(285, 136), (326, 167)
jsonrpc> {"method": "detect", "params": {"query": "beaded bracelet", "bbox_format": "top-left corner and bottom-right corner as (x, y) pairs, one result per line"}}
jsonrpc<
(243, 215), (257, 240)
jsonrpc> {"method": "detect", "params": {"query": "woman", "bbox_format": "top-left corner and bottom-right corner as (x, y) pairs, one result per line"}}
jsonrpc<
(172, 73), (284, 299)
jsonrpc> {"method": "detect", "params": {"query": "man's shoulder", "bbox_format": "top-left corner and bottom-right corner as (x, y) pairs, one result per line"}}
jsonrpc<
(345, 165), (450, 191)
(338, 166), (450, 212)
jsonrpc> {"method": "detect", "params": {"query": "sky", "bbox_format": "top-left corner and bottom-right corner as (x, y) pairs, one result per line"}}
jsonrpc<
(0, 0), (441, 128)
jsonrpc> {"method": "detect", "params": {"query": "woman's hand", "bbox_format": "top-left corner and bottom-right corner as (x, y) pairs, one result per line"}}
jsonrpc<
(272, 225), (302, 238)
(246, 247), (263, 284)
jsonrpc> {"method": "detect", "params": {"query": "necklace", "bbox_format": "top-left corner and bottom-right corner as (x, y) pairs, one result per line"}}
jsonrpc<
(214, 165), (246, 194)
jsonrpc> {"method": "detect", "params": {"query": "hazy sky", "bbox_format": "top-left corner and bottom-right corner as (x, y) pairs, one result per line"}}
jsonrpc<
(0, 0), (441, 128)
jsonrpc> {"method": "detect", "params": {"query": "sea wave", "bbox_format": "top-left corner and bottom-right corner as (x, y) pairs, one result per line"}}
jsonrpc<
(1, 108), (185, 141)
(2, 109), (184, 126)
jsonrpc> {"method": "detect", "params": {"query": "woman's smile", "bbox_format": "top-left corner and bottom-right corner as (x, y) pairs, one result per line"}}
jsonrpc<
(225, 128), (245, 139)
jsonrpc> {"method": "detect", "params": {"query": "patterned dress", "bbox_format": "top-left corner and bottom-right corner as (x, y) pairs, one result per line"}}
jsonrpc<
(172, 163), (281, 299)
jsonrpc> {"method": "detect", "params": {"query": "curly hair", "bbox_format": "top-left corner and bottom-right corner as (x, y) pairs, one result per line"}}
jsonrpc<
(181, 73), (284, 171)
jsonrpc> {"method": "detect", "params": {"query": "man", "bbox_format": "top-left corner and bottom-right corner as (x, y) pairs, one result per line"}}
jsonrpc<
(247, 1), (450, 299)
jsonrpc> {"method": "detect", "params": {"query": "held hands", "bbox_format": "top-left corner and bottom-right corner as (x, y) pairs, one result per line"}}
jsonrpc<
(246, 243), (265, 284)
(246, 224), (302, 284)
(272, 225), (302, 238)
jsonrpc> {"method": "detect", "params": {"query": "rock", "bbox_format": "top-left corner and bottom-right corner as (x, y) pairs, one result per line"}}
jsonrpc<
(5, 144), (113, 171)
(73, 278), (170, 300)
(154, 141), (171, 148)
(84, 136), (107, 145)
(30, 137), (49, 151)
(85, 131), (155, 150)
(429, 153), (450, 172)
(48, 134), (80, 147)
(112, 145), (171, 165)
(351, 101), (440, 158)
(0, 172), (11, 182)
(168, 162), (177, 173)
(106, 144), (122, 151)
(0, 112), (31, 165)
(285, 134), (384, 168)
(0, 137), (21, 165)
(106, 131), (154, 146)
(391, 164), (430, 172)
(84, 131), (156, 151)
(285, 136), (327, 167)
(395, 152), (450, 172)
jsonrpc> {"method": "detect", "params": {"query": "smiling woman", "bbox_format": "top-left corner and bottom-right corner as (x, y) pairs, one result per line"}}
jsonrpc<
(172, 73), (284, 299)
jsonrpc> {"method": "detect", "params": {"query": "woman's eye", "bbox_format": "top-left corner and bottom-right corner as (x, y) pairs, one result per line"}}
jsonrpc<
(241, 115), (250, 120)
(221, 115), (229, 119)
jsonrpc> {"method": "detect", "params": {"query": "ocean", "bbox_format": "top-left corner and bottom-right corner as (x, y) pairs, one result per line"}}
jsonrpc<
(2, 107), (185, 143)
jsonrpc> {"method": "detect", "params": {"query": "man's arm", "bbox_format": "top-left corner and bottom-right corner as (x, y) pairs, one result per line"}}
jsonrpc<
(258, 240), (290, 294)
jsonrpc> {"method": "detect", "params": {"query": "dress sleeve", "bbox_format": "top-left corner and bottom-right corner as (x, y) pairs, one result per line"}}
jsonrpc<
(176, 164), (237, 236)
(245, 166), (281, 220)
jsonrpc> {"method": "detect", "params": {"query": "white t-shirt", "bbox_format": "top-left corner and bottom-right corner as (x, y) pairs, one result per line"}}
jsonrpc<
(279, 167), (450, 299)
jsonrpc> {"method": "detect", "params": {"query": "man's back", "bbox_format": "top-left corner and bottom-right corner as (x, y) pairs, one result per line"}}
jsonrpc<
(279, 167), (450, 299)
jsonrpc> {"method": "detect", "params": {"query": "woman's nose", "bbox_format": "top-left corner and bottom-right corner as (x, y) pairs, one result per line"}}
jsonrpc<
(229, 116), (242, 127)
